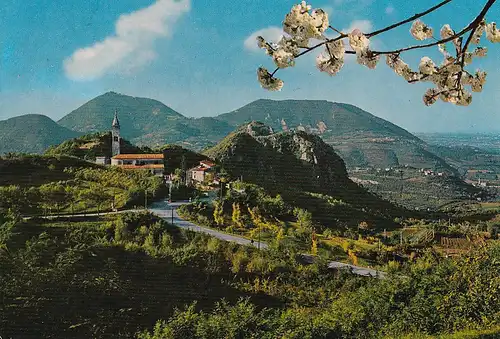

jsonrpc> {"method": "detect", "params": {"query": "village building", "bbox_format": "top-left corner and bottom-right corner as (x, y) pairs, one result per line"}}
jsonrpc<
(95, 110), (165, 177)
(111, 154), (164, 176)
(187, 160), (217, 185)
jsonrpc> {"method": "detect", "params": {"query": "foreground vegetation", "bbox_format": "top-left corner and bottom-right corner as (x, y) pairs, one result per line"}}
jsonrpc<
(0, 154), (167, 216)
(0, 210), (498, 338)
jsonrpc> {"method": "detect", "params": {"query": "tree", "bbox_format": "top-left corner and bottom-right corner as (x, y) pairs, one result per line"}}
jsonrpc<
(231, 203), (245, 229)
(254, 0), (499, 106)
(38, 183), (67, 214)
(213, 200), (225, 226)
(293, 207), (313, 231)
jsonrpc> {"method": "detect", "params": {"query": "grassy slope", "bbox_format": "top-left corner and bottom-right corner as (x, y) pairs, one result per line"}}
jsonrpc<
(0, 114), (81, 155)
(204, 129), (411, 229)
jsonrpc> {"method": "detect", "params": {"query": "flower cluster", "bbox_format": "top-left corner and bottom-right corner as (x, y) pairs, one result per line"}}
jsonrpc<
(348, 28), (380, 69)
(316, 39), (345, 76)
(255, 1), (499, 107)
(411, 20), (434, 40)
(283, 1), (329, 45)
(257, 67), (284, 91)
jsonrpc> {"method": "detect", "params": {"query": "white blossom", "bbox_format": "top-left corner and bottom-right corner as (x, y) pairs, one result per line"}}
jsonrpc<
(446, 63), (462, 74)
(423, 88), (439, 106)
(326, 39), (345, 59)
(472, 21), (486, 44)
(460, 72), (474, 86)
(470, 70), (487, 92)
(440, 24), (454, 39)
(348, 28), (370, 52)
(411, 20), (433, 40)
(440, 90), (459, 104)
(310, 9), (329, 36)
(386, 54), (410, 76)
(316, 53), (344, 75)
(486, 22), (500, 43)
(456, 89), (472, 106)
(472, 47), (487, 57)
(356, 49), (379, 69)
(445, 72), (459, 88)
(278, 36), (300, 55)
(272, 49), (295, 68)
(418, 57), (436, 75)
(257, 67), (284, 91)
(256, 36), (274, 55)
(463, 52), (473, 65)
(402, 69), (422, 83)
(283, 1), (328, 46)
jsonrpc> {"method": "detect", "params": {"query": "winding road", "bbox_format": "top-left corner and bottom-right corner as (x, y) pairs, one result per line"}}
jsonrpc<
(148, 200), (269, 250)
(23, 199), (386, 278)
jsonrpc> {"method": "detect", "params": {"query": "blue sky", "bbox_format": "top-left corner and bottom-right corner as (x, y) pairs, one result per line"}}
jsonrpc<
(0, 0), (499, 133)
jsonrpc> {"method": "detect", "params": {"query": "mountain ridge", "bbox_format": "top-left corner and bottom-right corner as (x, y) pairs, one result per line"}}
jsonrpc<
(0, 93), (458, 174)
(0, 114), (81, 155)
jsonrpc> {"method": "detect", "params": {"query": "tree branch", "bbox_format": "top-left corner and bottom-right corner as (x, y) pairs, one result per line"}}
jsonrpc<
(456, 0), (495, 88)
(366, 0), (453, 38)
(372, 0), (496, 56)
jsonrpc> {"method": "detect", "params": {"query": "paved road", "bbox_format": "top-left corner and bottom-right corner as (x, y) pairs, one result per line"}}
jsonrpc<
(22, 209), (142, 220)
(149, 200), (385, 278)
(148, 200), (268, 250)
(24, 200), (385, 278)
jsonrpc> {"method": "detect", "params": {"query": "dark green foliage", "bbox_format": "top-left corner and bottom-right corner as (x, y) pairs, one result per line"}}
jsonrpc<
(0, 114), (81, 155)
(0, 155), (167, 216)
(141, 244), (500, 339)
(161, 144), (208, 174)
(204, 127), (409, 229)
(0, 210), (498, 338)
(0, 215), (284, 338)
(45, 131), (150, 160)
(0, 154), (96, 187)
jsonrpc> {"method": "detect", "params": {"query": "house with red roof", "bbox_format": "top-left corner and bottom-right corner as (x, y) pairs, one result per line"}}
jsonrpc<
(187, 160), (217, 185)
(111, 153), (164, 176)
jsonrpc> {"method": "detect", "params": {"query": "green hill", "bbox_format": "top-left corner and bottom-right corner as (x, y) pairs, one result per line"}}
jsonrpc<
(57, 92), (232, 148)
(216, 99), (454, 172)
(0, 114), (81, 155)
(205, 122), (410, 229)
(44, 132), (151, 161)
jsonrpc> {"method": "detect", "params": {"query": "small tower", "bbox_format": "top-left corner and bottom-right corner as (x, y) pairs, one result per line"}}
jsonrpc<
(111, 109), (121, 156)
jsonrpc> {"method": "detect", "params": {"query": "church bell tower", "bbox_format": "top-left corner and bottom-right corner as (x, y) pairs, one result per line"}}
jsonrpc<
(112, 109), (121, 156)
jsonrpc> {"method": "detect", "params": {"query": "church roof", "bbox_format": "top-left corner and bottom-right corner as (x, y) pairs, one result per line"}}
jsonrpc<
(118, 164), (164, 169)
(112, 154), (164, 160)
(112, 110), (120, 128)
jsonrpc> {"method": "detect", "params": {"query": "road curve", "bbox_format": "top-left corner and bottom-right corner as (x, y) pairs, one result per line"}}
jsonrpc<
(23, 200), (385, 278)
(149, 200), (385, 278)
(148, 200), (268, 250)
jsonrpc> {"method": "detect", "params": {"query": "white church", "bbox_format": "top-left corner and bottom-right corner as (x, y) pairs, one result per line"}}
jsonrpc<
(95, 110), (165, 177)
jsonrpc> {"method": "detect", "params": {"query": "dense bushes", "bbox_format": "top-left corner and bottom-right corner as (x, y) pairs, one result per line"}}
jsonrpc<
(141, 243), (500, 338)
(0, 210), (498, 338)
(0, 162), (167, 216)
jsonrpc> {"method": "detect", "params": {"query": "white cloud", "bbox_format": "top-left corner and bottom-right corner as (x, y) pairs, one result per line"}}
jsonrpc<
(244, 26), (284, 52)
(342, 19), (373, 34)
(63, 0), (190, 81)
(385, 5), (395, 15)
